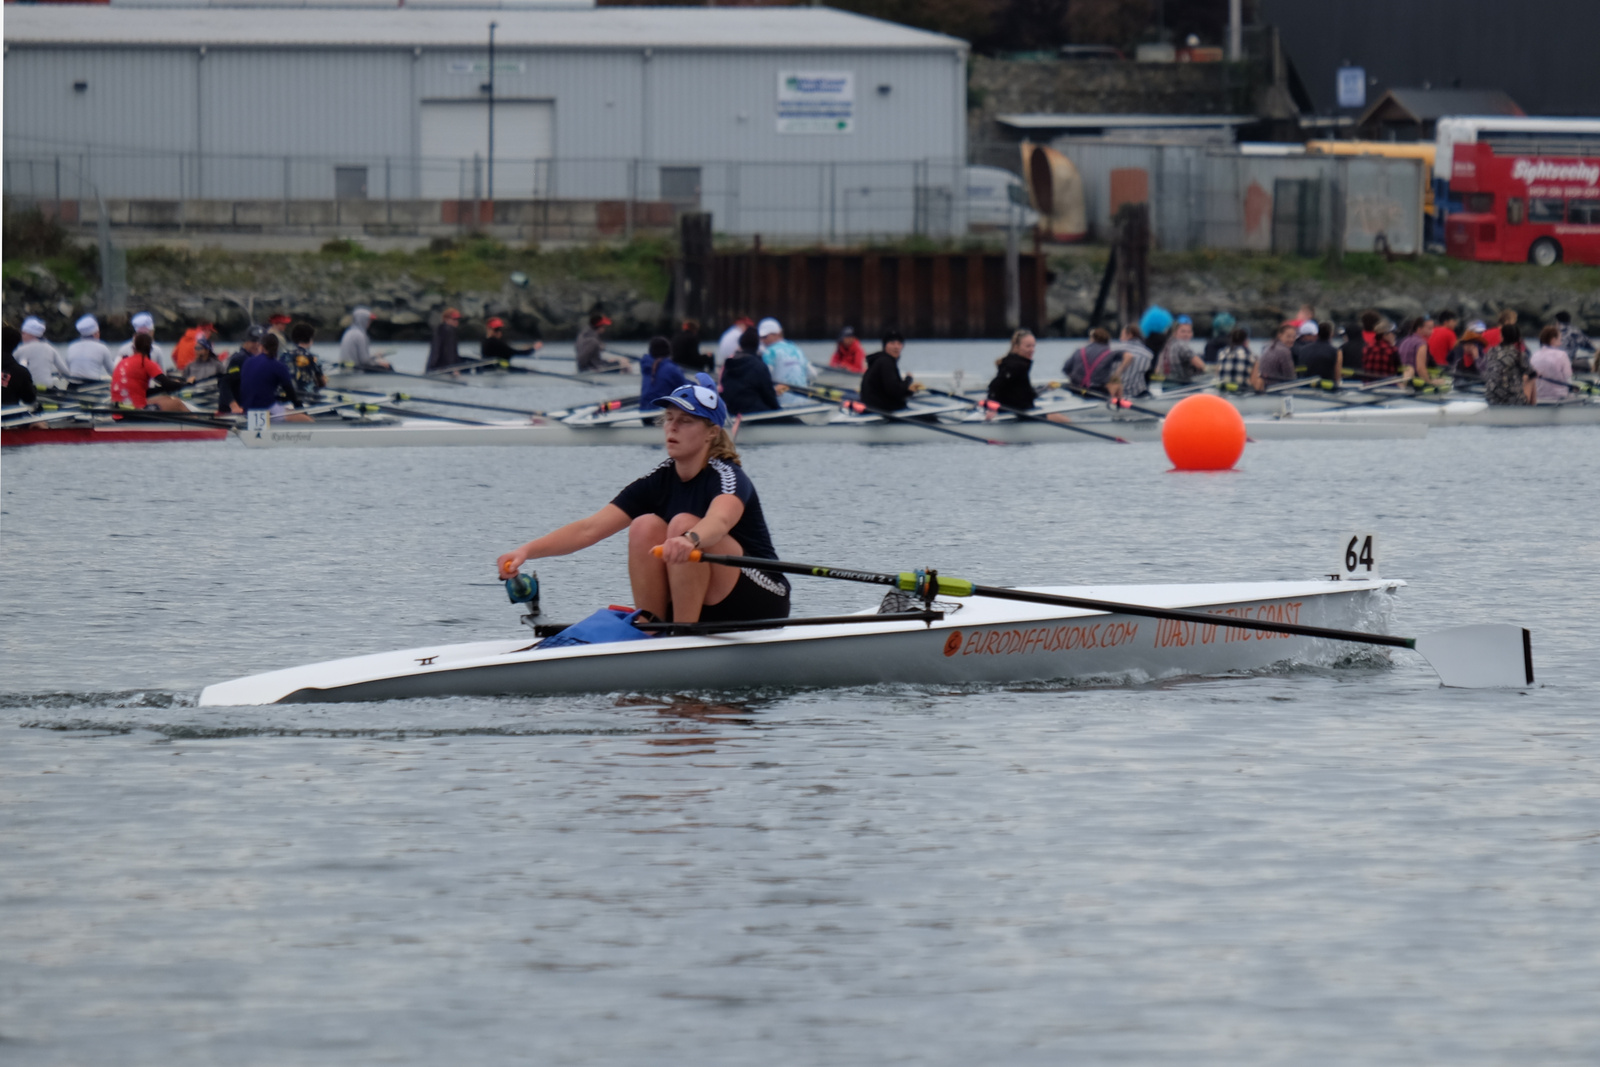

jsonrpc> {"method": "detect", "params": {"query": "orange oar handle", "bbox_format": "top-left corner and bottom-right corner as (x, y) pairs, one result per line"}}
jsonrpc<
(651, 545), (704, 562)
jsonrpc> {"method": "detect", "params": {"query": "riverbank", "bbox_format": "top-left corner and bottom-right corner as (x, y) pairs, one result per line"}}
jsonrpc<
(5, 222), (1598, 342)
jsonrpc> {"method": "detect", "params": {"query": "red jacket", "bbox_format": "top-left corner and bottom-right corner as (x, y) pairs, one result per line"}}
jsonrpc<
(1427, 326), (1457, 369)
(829, 338), (866, 374)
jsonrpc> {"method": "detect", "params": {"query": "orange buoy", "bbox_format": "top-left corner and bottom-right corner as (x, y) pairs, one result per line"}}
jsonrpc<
(1162, 394), (1246, 471)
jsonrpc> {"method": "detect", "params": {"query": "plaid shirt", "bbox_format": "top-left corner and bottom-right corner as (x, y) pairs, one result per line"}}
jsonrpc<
(1216, 344), (1255, 386)
(1363, 338), (1400, 378)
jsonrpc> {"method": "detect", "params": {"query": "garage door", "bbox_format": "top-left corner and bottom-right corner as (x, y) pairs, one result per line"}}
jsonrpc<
(419, 100), (553, 199)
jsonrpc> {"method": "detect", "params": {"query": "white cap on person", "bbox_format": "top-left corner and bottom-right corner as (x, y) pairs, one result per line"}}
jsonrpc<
(76, 314), (99, 337)
(757, 317), (782, 338)
(1297, 320), (1318, 336)
(21, 317), (47, 337)
(131, 312), (155, 333)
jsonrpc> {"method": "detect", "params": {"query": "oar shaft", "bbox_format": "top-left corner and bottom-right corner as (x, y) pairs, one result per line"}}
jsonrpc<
(788, 385), (1006, 446)
(681, 551), (1416, 651)
(921, 386), (1128, 443)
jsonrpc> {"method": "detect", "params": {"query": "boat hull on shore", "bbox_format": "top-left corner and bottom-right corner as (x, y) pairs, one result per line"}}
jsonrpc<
(199, 578), (1400, 705)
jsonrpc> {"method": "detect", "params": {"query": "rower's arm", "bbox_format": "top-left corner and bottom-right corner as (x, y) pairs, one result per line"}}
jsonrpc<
(658, 495), (744, 565)
(500, 504), (632, 572)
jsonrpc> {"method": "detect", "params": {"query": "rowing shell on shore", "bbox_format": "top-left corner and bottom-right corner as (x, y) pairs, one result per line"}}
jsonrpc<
(199, 571), (1534, 705)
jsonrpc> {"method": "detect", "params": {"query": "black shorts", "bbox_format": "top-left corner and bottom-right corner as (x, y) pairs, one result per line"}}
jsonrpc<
(698, 567), (791, 623)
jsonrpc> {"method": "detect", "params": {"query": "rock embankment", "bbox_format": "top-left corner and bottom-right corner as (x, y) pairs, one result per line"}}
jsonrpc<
(1046, 252), (1600, 338)
(2, 243), (667, 342)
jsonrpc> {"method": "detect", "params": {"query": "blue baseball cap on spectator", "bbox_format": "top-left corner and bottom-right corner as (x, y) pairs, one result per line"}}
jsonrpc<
(1139, 305), (1174, 336)
(654, 372), (728, 428)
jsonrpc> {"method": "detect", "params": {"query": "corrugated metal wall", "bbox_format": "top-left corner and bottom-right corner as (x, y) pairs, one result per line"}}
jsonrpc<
(1055, 141), (1425, 254)
(4, 43), (965, 233)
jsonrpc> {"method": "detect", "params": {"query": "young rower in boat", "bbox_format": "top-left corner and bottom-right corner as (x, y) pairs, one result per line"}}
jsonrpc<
(497, 375), (791, 625)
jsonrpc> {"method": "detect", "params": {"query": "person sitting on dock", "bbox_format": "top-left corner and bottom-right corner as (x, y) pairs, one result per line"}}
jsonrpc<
(757, 318), (816, 397)
(482, 316), (542, 365)
(986, 329), (1039, 411)
(118, 313), (169, 372)
(497, 375), (790, 625)
(240, 332), (310, 423)
(829, 326), (866, 374)
(575, 313), (630, 374)
(859, 330), (918, 412)
(1530, 325), (1574, 403)
(1158, 317), (1207, 385)
(639, 336), (690, 409)
(283, 323), (326, 401)
(1215, 326), (1255, 390)
(111, 334), (189, 413)
(340, 308), (391, 372)
(66, 315), (116, 382)
(1250, 322), (1298, 391)
(1062, 327), (1119, 393)
(720, 327), (783, 418)
(425, 308), (464, 375)
(1480, 324), (1533, 406)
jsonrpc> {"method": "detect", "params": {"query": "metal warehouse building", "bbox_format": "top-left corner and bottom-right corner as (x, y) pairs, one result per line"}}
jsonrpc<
(3, 5), (968, 238)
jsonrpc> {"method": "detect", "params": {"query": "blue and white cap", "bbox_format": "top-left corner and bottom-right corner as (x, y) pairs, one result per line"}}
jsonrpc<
(654, 372), (728, 428)
(76, 314), (99, 336)
(21, 316), (47, 337)
(131, 312), (155, 333)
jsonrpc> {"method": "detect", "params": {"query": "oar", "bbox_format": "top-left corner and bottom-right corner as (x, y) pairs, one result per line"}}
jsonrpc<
(1050, 380), (1170, 421)
(634, 610), (943, 635)
(919, 385), (1129, 443)
(332, 361), (466, 386)
(323, 386), (628, 421)
(785, 384), (1008, 446)
(662, 550), (1534, 689)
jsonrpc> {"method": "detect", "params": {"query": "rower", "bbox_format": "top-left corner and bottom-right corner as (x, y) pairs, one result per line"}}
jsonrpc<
(341, 307), (391, 371)
(639, 335), (690, 409)
(66, 315), (117, 381)
(118, 313), (170, 372)
(425, 308), (463, 374)
(1158, 317), (1208, 384)
(186, 335), (223, 384)
(575, 313), (629, 373)
(239, 331), (309, 425)
(482, 316), (542, 364)
(111, 334), (189, 413)
(14, 318), (70, 390)
(1108, 324), (1155, 400)
(720, 327), (783, 418)
(1062, 328), (1118, 392)
(758, 318), (817, 401)
(986, 329), (1039, 410)
(859, 329), (918, 412)
(217, 326), (264, 415)
(1250, 321), (1299, 391)
(3, 325), (38, 406)
(283, 323), (327, 401)
(497, 375), (791, 625)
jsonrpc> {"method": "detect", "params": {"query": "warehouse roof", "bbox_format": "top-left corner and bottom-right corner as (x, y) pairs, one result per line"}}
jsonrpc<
(3, 5), (968, 51)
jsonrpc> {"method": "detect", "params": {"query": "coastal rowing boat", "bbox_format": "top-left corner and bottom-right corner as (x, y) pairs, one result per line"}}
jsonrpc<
(1, 420), (229, 446)
(203, 577), (1408, 704)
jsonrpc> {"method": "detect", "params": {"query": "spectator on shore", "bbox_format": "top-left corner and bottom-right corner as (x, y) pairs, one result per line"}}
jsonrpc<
(341, 307), (391, 371)
(66, 315), (116, 381)
(1363, 320), (1400, 379)
(1554, 311), (1595, 372)
(1203, 312), (1236, 363)
(1159, 317), (1207, 384)
(14, 318), (69, 390)
(118, 313), (170, 372)
(829, 326), (866, 374)
(1110, 325), (1155, 400)
(426, 308), (463, 374)
(720, 327), (782, 418)
(1251, 321), (1298, 390)
(1215, 326), (1255, 389)
(1530, 325), (1574, 403)
(1062, 327), (1119, 392)
(1298, 321), (1342, 387)
(1481, 324), (1533, 405)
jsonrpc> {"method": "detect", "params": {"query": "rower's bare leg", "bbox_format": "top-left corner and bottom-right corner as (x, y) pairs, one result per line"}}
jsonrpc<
(151, 396), (190, 413)
(627, 515), (672, 620)
(663, 513), (741, 623)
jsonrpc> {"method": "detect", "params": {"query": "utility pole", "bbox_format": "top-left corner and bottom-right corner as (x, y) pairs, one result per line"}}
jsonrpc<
(1228, 0), (1242, 61)
(486, 21), (498, 202)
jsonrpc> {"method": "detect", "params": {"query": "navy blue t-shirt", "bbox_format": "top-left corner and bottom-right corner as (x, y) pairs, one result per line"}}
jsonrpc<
(611, 458), (785, 584)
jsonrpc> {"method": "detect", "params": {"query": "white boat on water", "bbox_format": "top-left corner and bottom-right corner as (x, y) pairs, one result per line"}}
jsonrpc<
(203, 577), (1411, 705)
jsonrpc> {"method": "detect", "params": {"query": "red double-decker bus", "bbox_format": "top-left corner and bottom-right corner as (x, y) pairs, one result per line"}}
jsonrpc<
(1444, 133), (1600, 266)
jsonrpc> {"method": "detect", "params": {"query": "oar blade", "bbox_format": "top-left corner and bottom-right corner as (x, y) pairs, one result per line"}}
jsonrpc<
(1414, 624), (1534, 688)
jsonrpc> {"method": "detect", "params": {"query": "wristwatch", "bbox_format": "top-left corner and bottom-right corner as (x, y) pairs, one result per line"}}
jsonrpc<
(684, 530), (701, 547)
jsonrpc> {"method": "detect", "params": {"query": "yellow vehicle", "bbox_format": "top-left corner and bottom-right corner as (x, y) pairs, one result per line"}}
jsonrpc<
(1306, 140), (1436, 218)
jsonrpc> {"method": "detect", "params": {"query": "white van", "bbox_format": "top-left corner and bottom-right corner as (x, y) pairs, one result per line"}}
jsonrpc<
(965, 166), (1039, 231)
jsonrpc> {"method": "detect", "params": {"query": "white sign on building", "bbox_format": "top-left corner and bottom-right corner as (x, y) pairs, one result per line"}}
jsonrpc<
(777, 71), (854, 134)
(1336, 66), (1366, 110)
